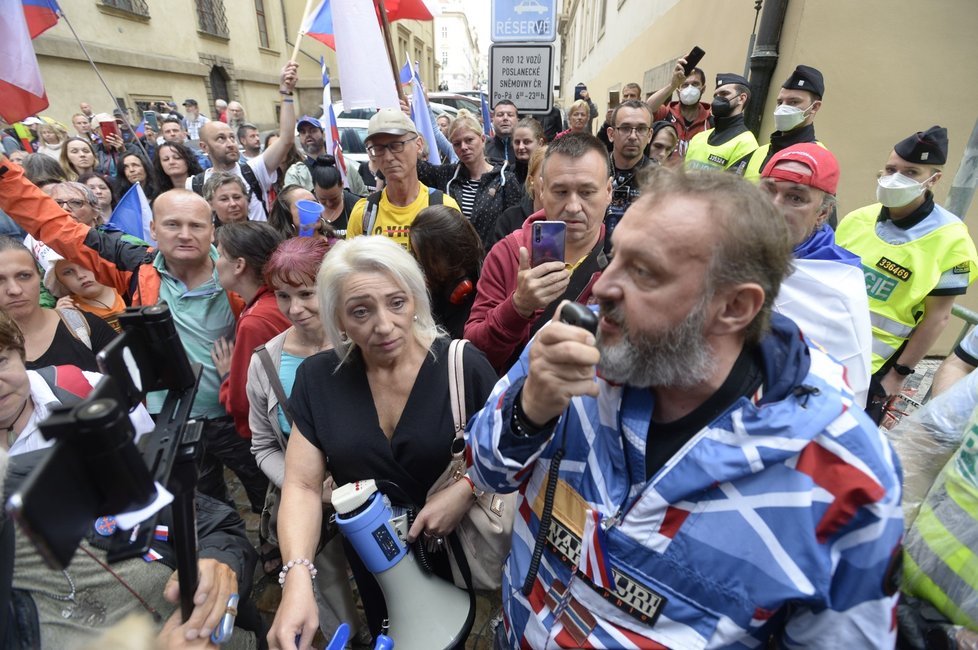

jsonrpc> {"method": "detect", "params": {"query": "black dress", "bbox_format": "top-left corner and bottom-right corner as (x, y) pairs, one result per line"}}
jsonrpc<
(290, 337), (498, 636)
(25, 311), (118, 372)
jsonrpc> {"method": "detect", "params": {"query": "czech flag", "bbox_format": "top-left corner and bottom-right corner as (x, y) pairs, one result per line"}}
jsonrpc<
(302, 0), (334, 50)
(0, 0), (60, 123)
(302, 0), (432, 50)
(321, 59), (349, 189)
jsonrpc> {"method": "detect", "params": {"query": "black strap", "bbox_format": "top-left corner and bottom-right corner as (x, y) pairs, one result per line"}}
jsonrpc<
(238, 162), (269, 217)
(363, 188), (443, 236)
(254, 344), (292, 428)
(529, 239), (608, 340)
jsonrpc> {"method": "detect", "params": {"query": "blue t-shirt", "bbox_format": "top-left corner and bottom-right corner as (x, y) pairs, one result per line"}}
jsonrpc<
(277, 351), (304, 435)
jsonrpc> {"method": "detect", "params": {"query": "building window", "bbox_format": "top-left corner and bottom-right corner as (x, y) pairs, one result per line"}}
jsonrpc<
(255, 0), (269, 48)
(441, 26), (448, 39)
(196, 0), (229, 38)
(441, 51), (448, 66)
(99, 0), (150, 17)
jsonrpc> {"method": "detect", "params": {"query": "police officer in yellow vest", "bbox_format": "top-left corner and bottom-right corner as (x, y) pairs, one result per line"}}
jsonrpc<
(836, 126), (978, 423)
(684, 73), (758, 175)
(744, 65), (825, 183)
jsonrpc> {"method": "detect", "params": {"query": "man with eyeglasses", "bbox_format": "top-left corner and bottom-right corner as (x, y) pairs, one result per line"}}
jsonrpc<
(607, 100), (654, 195)
(345, 109), (459, 249)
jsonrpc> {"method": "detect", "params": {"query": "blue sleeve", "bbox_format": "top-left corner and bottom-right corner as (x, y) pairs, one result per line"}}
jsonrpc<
(465, 343), (558, 493)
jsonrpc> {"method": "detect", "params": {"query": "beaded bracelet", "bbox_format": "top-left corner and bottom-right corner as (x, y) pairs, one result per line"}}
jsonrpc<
(278, 558), (318, 586)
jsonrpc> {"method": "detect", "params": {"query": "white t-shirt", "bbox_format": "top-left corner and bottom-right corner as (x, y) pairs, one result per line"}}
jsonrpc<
(9, 370), (157, 456)
(187, 155), (276, 222)
(775, 257), (873, 408)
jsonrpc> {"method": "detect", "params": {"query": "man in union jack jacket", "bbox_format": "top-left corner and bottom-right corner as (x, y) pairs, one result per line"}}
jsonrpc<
(468, 168), (904, 649)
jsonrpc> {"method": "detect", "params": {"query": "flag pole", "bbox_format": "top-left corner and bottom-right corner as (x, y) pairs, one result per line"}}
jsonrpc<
(53, 6), (151, 162)
(291, 0), (316, 63)
(376, 0), (407, 103)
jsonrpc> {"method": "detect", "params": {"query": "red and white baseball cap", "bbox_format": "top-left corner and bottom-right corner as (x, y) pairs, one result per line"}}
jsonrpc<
(762, 143), (839, 195)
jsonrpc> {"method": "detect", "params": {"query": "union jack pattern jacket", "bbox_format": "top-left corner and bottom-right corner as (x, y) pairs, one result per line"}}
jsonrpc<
(467, 315), (904, 649)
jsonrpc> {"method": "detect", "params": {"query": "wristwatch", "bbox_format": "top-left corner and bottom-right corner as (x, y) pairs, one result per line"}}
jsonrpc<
(892, 363), (915, 376)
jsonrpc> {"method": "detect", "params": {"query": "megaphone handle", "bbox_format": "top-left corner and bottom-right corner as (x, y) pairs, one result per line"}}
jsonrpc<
(324, 622), (350, 650)
(374, 634), (394, 649)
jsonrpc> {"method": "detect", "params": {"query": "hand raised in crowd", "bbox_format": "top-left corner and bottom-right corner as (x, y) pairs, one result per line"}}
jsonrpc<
(144, 124), (157, 142)
(399, 96), (411, 118)
(104, 131), (125, 151)
(210, 336), (234, 379)
(670, 57), (689, 90)
(280, 61), (299, 94)
(162, 558), (238, 642)
(519, 302), (601, 427)
(512, 247), (570, 319)
(405, 478), (473, 542)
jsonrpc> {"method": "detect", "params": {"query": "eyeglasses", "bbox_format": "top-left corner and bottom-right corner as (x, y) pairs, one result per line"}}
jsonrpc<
(54, 198), (87, 211)
(366, 136), (418, 158)
(614, 125), (651, 137)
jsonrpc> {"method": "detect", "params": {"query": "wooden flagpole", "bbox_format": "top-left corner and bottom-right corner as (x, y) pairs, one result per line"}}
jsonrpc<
(291, 0), (316, 62)
(376, 0), (407, 103)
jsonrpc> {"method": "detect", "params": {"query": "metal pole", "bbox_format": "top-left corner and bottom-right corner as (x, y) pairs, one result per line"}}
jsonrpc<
(54, 7), (151, 162)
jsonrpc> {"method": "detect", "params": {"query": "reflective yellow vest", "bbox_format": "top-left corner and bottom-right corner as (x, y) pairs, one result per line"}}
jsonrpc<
(743, 140), (827, 184)
(835, 203), (978, 372)
(684, 128), (758, 175)
(903, 392), (978, 628)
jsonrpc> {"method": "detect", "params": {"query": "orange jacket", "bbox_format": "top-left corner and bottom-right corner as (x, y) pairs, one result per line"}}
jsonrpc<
(0, 160), (244, 315)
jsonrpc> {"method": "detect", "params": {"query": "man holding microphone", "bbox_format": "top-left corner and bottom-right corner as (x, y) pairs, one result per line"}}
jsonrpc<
(467, 168), (904, 650)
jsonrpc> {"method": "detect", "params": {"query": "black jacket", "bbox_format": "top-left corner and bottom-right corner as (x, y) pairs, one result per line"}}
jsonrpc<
(417, 159), (523, 249)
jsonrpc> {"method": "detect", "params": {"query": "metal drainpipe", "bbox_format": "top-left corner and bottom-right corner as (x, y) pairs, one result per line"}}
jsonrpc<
(745, 0), (789, 138)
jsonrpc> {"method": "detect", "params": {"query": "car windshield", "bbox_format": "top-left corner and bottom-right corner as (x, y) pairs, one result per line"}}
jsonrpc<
(339, 126), (368, 154)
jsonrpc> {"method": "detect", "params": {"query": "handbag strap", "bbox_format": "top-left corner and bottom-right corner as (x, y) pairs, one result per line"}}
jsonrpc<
(255, 344), (293, 428)
(448, 339), (467, 440)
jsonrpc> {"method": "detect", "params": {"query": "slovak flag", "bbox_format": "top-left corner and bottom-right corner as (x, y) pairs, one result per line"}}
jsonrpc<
(321, 58), (349, 189)
(0, 0), (60, 123)
(579, 508), (616, 593)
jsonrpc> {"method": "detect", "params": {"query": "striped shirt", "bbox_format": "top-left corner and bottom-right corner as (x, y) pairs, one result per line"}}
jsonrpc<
(457, 178), (479, 218)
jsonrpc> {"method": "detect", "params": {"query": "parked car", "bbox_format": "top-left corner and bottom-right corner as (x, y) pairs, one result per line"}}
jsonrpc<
(428, 92), (481, 115)
(335, 118), (369, 165)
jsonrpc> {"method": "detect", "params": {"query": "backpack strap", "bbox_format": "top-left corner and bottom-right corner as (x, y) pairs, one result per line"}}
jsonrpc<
(33, 365), (94, 405)
(428, 188), (444, 206)
(190, 171), (205, 197)
(55, 308), (92, 350)
(238, 162), (270, 218)
(255, 344), (292, 428)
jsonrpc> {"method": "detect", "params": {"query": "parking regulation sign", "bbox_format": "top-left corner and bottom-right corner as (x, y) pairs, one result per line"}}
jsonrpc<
(489, 44), (553, 113)
(491, 0), (556, 43)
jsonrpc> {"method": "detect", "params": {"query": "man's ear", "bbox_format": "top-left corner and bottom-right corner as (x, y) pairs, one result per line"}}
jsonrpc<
(707, 283), (765, 338)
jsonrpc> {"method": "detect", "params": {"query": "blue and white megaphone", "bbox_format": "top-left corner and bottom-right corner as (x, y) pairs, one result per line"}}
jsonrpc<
(331, 480), (472, 650)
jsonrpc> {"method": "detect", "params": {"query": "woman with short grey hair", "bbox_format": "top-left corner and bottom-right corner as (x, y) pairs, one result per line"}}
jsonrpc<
(268, 235), (497, 646)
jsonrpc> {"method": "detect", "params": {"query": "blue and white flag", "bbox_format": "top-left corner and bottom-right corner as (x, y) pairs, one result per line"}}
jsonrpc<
(406, 57), (440, 165)
(109, 183), (154, 245)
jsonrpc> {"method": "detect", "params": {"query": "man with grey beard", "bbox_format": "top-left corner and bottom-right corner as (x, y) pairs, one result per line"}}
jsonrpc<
(467, 168), (905, 649)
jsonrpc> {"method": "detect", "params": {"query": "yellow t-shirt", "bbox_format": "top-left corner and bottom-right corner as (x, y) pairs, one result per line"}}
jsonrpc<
(346, 182), (460, 249)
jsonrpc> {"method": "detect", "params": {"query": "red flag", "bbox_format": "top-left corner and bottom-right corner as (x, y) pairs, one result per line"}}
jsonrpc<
(383, 0), (432, 21)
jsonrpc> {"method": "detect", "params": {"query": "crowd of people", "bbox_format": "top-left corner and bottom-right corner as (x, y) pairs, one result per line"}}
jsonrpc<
(0, 52), (976, 650)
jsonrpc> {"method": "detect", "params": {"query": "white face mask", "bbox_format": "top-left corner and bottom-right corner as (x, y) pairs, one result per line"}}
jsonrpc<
(678, 86), (702, 106)
(772, 103), (813, 132)
(876, 172), (935, 208)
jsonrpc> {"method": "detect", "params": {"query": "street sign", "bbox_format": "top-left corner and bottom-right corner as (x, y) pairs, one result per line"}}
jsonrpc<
(489, 44), (553, 113)
(491, 0), (556, 43)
